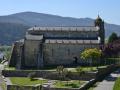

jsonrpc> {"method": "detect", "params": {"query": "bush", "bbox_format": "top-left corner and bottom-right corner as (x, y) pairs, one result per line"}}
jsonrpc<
(56, 66), (69, 80)
(76, 66), (82, 73)
(108, 32), (118, 43)
(27, 72), (36, 81)
(56, 66), (64, 74)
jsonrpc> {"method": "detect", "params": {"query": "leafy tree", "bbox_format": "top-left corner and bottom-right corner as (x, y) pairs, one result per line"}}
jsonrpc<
(108, 32), (118, 43)
(0, 46), (12, 61)
(100, 38), (120, 65)
(81, 48), (102, 66)
(4, 51), (11, 60)
(101, 39), (120, 58)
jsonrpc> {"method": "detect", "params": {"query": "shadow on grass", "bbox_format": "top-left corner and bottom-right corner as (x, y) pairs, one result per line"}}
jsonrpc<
(65, 83), (79, 88)
(30, 78), (38, 81)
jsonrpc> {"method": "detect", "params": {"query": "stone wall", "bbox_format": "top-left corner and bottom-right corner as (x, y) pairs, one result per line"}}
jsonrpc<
(7, 84), (42, 90)
(10, 28), (100, 68)
(9, 41), (24, 68)
(2, 70), (96, 81)
(24, 39), (99, 68)
(43, 87), (80, 90)
(43, 43), (99, 66)
(7, 84), (80, 90)
(96, 65), (119, 80)
(24, 38), (99, 67)
(24, 39), (43, 68)
(24, 29), (99, 67)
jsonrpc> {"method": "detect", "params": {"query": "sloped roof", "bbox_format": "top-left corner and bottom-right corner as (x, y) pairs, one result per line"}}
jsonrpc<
(45, 39), (100, 44)
(25, 34), (43, 40)
(28, 26), (99, 32)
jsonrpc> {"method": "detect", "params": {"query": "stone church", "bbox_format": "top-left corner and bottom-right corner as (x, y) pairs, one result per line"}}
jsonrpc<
(9, 16), (105, 69)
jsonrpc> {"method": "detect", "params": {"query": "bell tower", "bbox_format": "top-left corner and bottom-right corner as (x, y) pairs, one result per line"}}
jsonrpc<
(95, 15), (105, 44)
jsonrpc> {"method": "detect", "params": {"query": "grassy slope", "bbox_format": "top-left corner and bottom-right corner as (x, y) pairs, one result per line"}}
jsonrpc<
(113, 77), (120, 90)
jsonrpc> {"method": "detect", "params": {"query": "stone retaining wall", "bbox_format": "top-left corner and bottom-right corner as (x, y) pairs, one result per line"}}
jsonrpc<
(96, 64), (119, 80)
(7, 84), (42, 90)
(2, 70), (96, 81)
(4, 65), (119, 90)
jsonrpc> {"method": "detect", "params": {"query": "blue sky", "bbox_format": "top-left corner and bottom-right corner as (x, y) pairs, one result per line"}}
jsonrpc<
(0, 0), (120, 25)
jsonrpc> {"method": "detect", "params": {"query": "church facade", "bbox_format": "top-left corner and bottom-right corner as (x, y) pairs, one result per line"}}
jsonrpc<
(9, 16), (105, 69)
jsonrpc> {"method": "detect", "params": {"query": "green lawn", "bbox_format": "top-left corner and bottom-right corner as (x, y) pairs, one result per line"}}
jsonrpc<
(53, 80), (85, 88)
(66, 66), (107, 72)
(113, 77), (120, 90)
(47, 66), (107, 72)
(39, 66), (102, 72)
(10, 77), (47, 86)
(68, 67), (97, 72)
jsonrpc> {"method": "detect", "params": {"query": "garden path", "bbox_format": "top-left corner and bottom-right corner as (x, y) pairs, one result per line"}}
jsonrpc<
(94, 69), (120, 90)
(42, 80), (55, 87)
(0, 64), (4, 90)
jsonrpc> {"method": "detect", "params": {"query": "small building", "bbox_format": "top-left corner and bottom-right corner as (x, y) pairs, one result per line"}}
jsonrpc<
(9, 16), (105, 69)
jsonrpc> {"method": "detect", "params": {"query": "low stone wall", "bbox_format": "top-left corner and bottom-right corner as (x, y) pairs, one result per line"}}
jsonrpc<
(7, 84), (42, 90)
(2, 70), (53, 77)
(79, 79), (96, 90)
(2, 70), (96, 81)
(43, 87), (80, 90)
(96, 64), (119, 80)
(68, 72), (96, 80)
(7, 85), (80, 90)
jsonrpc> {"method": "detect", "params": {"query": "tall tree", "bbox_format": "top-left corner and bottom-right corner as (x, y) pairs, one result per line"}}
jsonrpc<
(81, 48), (102, 66)
(101, 39), (120, 58)
(108, 32), (118, 43)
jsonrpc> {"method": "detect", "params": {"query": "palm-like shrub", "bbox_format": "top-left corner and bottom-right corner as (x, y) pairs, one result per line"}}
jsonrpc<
(27, 72), (36, 81)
